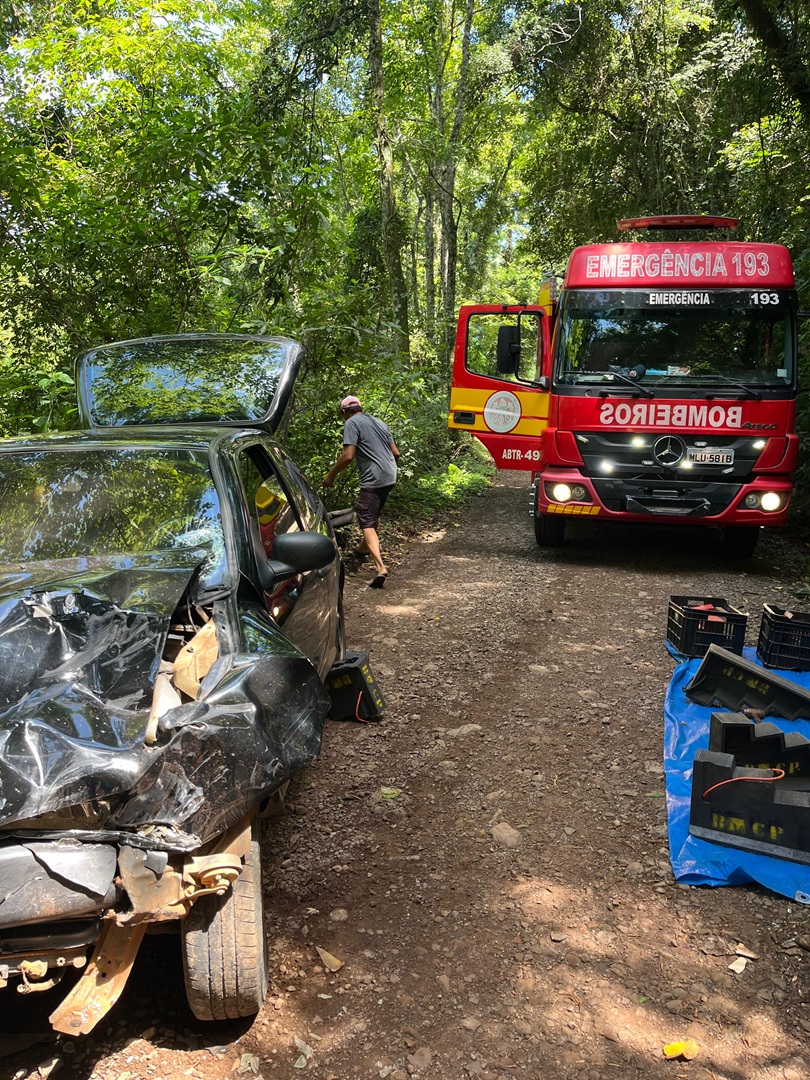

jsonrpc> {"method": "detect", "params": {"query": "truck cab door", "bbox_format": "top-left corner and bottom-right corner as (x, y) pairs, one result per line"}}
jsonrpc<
(448, 305), (550, 470)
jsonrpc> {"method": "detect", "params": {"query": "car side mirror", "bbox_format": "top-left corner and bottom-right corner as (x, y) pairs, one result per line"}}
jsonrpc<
(496, 325), (521, 375)
(260, 531), (336, 587)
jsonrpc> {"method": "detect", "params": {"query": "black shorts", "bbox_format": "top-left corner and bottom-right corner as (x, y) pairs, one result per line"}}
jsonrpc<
(355, 485), (394, 529)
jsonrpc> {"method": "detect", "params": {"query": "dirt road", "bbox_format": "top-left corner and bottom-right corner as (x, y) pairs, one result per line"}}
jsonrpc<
(5, 471), (810, 1080)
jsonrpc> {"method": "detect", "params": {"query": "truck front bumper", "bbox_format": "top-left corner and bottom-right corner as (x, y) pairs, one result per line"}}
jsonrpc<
(532, 468), (792, 527)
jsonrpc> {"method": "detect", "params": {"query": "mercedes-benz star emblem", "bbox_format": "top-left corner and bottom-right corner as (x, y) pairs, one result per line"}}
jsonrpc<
(653, 435), (684, 466)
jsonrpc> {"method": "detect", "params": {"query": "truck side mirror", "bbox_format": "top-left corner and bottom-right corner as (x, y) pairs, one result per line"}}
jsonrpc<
(496, 326), (521, 375)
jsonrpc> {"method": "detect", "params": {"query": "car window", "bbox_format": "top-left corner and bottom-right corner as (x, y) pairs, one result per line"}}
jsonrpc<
(275, 452), (322, 529)
(238, 447), (300, 559)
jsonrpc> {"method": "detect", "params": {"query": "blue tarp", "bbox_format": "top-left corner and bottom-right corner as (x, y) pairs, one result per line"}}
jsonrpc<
(664, 646), (810, 903)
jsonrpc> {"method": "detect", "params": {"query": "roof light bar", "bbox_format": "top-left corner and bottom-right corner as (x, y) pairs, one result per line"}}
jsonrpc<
(617, 215), (740, 232)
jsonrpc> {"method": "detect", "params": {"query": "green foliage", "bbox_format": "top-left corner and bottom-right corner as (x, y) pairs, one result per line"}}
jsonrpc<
(386, 451), (496, 522)
(288, 355), (456, 512)
(5, 0), (810, 520)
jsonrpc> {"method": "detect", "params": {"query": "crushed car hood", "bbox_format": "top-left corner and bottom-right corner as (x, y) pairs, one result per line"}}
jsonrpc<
(0, 559), (329, 849)
(0, 554), (202, 716)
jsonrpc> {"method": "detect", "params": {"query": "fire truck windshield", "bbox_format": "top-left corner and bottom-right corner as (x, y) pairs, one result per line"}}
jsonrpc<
(556, 289), (796, 390)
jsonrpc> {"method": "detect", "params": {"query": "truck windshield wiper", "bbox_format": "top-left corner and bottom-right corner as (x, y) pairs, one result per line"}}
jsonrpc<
(686, 375), (762, 400)
(592, 371), (655, 398)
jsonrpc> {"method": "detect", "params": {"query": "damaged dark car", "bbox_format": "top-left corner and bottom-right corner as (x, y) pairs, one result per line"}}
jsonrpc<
(0, 334), (344, 1032)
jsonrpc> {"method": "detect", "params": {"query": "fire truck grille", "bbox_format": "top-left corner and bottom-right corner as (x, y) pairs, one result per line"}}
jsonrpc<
(574, 431), (757, 516)
(575, 431), (759, 482)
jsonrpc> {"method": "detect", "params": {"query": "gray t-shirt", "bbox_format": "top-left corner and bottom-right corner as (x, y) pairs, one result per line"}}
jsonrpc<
(343, 412), (397, 489)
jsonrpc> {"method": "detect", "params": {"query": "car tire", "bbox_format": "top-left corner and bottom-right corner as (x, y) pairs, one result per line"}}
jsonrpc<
(182, 817), (269, 1021)
(534, 513), (566, 547)
(723, 526), (759, 559)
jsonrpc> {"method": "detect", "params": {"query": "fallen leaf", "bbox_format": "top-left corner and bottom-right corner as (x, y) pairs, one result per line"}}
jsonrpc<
(380, 786), (402, 799)
(315, 946), (344, 972)
(663, 1039), (700, 1060)
(735, 944), (759, 960)
(728, 956), (748, 974)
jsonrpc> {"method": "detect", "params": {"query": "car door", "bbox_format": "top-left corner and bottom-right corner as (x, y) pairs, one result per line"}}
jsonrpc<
(234, 439), (338, 678)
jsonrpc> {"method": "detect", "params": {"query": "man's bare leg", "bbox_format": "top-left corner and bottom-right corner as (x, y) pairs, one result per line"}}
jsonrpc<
(362, 526), (387, 577)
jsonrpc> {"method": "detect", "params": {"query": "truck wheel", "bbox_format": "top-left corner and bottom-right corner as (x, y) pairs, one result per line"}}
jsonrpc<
(723, 527), (759, 559)
(182, 818), (269, 1021)
(534, 513), (566, 547)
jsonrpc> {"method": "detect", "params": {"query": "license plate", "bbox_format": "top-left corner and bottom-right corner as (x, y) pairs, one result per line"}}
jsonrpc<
(687, 448), (734, 465)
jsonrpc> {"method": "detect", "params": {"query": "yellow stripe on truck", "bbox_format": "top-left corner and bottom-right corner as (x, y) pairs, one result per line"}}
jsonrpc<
(448, 386), (549, 435)
(547, 504), (601, 516)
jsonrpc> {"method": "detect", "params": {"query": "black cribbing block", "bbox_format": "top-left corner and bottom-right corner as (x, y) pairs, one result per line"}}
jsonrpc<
(709, 712), (810, 777)
(690, 747), (810, 864)
(325, 651), (386, 722)
(684, 645), (810, 721)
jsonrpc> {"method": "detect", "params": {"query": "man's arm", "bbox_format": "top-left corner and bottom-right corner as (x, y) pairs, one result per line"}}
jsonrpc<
(390, 441), (400, 461)
(324, 443), (356, 488)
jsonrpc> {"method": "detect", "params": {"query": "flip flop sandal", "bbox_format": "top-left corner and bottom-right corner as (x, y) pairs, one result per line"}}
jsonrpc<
(369, 574), (388, 589)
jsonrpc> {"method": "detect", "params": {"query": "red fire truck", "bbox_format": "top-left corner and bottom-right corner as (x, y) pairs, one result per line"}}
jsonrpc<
(448, 216), (799, 557)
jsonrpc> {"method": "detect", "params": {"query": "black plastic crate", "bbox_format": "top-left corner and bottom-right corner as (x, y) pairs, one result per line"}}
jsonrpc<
(667, 595), (747, 658)
(757, 604), (810, 671)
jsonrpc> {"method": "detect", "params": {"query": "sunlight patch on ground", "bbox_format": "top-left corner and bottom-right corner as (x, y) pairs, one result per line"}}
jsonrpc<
(417, 529), (447, 544)
(378, 575), (500, 614)
(502, 876), (799, 1078)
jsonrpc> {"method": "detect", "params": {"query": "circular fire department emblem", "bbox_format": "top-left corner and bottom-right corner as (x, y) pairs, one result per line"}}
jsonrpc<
(483, 390), (521, 433)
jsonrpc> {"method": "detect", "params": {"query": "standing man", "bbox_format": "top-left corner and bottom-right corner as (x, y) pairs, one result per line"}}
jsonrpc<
(324, 395), (399, 588)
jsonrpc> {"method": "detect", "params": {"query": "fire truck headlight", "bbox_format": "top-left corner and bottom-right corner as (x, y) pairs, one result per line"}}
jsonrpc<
(599, 460), (614, 474)
(761, 491), (782, 512)
(744, 493), (760, 508)
(571, 484), (588, 501)
(752, 439), (767, 451)
(551, 483), (573, 503)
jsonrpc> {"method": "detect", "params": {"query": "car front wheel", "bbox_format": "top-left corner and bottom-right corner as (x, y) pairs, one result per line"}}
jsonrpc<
(182, 816), (269, 1021)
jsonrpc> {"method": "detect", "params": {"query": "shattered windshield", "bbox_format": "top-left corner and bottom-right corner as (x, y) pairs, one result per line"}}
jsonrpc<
(0, 447), (226, 587)
(556, 289), (796, 389)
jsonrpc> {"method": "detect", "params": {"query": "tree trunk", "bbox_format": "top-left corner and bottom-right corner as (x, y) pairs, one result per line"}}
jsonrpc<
(434, 0), (474, 366)
(424, 185), (436, 346)
(735, 0), (810, 126)
(368, 0), (410, 356)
